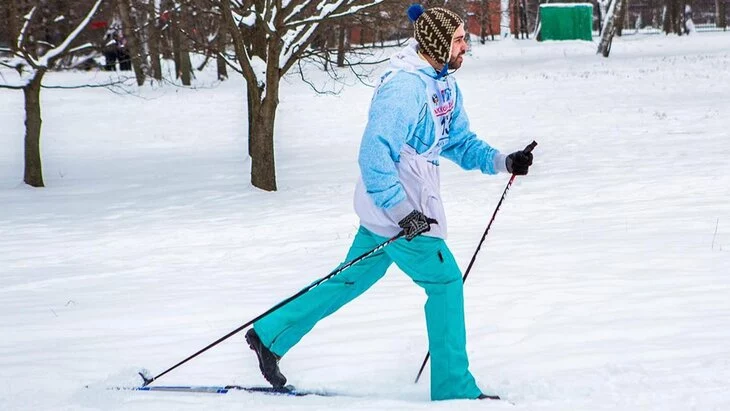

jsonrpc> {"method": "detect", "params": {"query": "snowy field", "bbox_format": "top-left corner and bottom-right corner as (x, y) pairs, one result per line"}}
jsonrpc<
(1, 33), (729, 411)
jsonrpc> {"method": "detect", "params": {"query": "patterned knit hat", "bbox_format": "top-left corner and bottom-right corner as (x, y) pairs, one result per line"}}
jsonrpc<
(407, 4), (463, 66)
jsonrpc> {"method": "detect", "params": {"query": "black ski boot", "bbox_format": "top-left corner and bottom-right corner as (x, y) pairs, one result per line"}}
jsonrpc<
(245, 328), (287, 388)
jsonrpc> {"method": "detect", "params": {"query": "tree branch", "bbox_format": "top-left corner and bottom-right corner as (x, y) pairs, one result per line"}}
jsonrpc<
(16, 5), (41, 68)
(0, 78), (25, 90)
(280, 0), (384, 73)
(284, 0), (384, 28)
(220, 0), (259, 96)
(39, 0), (104, 67)
(17, 6), (37, 51)
(40, 78), (134, 89)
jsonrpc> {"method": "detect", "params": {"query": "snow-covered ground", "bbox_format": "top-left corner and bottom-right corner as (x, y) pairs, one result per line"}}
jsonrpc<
(1, 33), (729, 411)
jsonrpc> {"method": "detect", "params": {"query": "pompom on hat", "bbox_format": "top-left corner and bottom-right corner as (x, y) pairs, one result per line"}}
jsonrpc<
(407, 4), (463, 67)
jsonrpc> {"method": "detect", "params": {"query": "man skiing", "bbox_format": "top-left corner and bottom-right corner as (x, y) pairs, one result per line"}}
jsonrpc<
(245, 4), (534, 401)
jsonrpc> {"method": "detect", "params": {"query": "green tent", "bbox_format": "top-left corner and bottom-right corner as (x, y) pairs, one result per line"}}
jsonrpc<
(539, 3), (594, 41)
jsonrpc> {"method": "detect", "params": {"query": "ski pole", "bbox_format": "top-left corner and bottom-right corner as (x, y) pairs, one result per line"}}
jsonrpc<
(413, 140), (537, 384)
(143, 230), (405, 387)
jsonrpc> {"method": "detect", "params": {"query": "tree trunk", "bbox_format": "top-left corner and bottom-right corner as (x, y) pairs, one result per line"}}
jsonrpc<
(513, 0), (521, 38)
(179, 36), (192, 85)
(117, 0), (146, 86)
(674, 0), (682, 34)
(171, 7), (181, 78)
(717, 0), (727, 29)
(597, 0), (626, 57)
(616, 0), (628, 35)
(216, 31), (228, 80)
(501, 0), (511, 37)
(248, 81), (279, 191)
(663, 0), (681, 34)
(336, 25), (346, 68)
(160, 0), (174, 59)
(246, 89), (254, 157)
(479, 0), (485, 43)
(23, 72), (45, 187)
(520, 0), (530, 38)
(147, 0), (162, 81)
(178, 2), (192, 86)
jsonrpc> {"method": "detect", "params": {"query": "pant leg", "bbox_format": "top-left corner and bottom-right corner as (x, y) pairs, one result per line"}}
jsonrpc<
(254, 227), (392, 356)
(382, 234), (482, 401)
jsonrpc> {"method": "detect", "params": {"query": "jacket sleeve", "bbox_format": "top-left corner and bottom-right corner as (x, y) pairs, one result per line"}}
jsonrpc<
(358, 72), (424, 220)
(441, 82), (507, 174)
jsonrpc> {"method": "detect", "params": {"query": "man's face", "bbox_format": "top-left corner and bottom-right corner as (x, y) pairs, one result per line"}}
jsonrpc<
(448, 24), (468, 69)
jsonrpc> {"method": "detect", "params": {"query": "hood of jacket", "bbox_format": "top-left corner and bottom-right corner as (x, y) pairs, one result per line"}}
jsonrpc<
(388, 41), (442, 79)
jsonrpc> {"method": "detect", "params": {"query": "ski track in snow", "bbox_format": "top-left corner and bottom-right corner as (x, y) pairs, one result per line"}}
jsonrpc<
(1, 33), (729, 410)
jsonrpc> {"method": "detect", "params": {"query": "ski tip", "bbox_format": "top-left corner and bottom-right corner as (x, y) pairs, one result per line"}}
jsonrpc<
(138, 369), (153, 386)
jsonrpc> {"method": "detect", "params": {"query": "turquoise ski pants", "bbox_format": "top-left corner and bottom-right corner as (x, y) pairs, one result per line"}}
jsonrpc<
(253, 226), (482, 401)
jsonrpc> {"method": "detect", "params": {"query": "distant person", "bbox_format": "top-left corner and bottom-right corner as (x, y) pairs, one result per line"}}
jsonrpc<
(244, 4), (534, 402)
(117, 33), (132, 71)
(102, 29), (118, 71)
(684, 5), (696, 34)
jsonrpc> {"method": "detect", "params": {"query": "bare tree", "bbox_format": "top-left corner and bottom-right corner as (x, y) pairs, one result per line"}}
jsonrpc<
(146, 0), (164, 80)
(218, 0), (389, 191)
(597, 0), (627, 57)
(117, 0), (147, 84)
(473, 0), (496, 42)
(216, 30), (228, 80)
(663, 0), (683, 34)
(0, 0), (104, 187)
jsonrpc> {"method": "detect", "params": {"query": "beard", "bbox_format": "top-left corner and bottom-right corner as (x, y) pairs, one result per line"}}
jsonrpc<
(448, 52), (465, 70)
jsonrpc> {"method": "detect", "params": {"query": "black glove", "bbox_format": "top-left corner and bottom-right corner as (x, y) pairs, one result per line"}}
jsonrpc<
(398, 210), (434, 241)
(506, 150), (533, 175)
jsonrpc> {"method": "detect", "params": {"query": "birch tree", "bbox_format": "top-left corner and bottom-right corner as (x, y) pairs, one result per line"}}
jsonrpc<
(0, 0), (104, 187)
(218, 0), (386, 192)
(597, 0), (627, 57)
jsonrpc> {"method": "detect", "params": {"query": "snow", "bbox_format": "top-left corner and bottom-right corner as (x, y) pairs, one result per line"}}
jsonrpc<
(540, 2), (593, 7)
(234, 10), (255, 28)
(250, 55), (266, 90)
(1, 32), (730, 411)
(280, 23), (319, 67)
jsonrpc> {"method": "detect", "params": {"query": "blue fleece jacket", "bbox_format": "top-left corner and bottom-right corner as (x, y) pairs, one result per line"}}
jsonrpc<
(358, 57), (505, 216)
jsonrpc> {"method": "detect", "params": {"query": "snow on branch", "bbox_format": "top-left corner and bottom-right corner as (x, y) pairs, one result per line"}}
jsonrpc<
(38, 0), (104, 67)
(280, 23), (318, 69)
(283, 1), (307, 22)
(17, 6), (37, 51)
(231, 9), (255, 27)
(69, 43), (95, 54)
(285, 0), (383, 28)
(279, 0), (384, 70)
(221, 0), (258, 89)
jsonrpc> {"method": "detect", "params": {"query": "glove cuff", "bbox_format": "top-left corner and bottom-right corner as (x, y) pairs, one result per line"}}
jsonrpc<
(495, 153), (509, 173)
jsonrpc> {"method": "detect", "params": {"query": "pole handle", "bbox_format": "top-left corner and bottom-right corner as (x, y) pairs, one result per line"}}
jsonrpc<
(523, 140), (538, 154)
